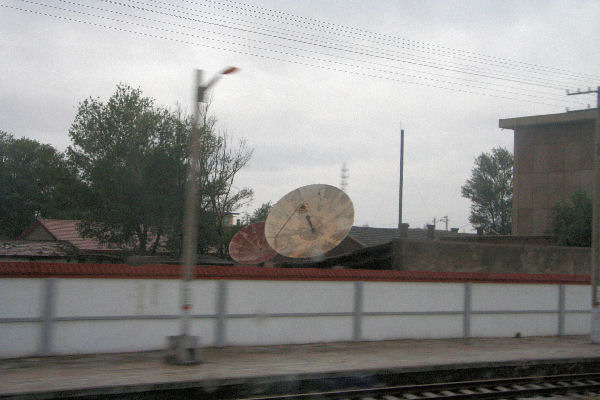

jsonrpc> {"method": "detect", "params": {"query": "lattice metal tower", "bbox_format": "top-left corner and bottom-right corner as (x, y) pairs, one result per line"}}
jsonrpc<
(340, 163), (349, 192)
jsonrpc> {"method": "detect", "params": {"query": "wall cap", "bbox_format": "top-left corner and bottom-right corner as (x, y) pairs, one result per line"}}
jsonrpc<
(0, 262), (590, 284)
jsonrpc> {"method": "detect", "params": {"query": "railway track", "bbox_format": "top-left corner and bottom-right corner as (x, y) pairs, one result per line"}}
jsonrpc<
(240, 373), (600, 400)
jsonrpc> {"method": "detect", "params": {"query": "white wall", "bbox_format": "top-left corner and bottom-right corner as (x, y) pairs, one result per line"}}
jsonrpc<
(227, 281), (354, 315)
(362, 282), (464, 340)
(0, 279), (43, 318)
(226, 280), (354, 345)
(54, 279), (182, 317)
(0, 323), (39, 358)
(0, 277), (591, 358)
(471, 284), (558, 312)
(228, 316), (354, 345)
(363, 282), (464, 313)
(0, 279), (44, 357)
(362, 315), (464, 340)
(471, 284), (560, 337)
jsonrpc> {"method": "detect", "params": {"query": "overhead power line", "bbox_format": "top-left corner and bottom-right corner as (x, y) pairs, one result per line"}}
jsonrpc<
(78, 0), (582, 101)
(208, 0), (600, 83)
(117, 0), (583, 91)
(130, 0), (589, 91)
(2, 0), (595, 108)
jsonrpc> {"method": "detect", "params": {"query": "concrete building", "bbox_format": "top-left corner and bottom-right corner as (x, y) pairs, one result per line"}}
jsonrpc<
(273, 225), (472, 268)
(499, 109), (596, 236)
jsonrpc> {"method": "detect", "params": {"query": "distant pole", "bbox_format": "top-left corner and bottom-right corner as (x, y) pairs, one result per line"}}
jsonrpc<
(398, 129), (404, 228)
(567, 86), (600, 343)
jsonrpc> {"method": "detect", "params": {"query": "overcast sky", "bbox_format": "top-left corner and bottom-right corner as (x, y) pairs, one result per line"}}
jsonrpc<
(1, 0), (599, 232)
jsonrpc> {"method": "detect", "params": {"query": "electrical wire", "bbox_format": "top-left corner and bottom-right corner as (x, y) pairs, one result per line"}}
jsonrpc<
(132, 0), (589, 90)
(1, 1), (594, 108)
(56, 0), (584, 102)
(207, 0), (600, 83)
(120, 0), (597, 101)
(0, 1), (578, 108)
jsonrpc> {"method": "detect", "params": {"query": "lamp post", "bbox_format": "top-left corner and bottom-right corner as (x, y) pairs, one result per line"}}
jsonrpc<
(167, 67), (238, 365)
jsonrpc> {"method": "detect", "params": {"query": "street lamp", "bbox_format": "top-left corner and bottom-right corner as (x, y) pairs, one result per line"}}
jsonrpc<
(166, 67), (238, 365)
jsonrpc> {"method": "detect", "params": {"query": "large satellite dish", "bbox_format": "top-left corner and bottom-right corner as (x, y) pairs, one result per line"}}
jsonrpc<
(264, 184), (354, 259)
(228, 222), (277, 265)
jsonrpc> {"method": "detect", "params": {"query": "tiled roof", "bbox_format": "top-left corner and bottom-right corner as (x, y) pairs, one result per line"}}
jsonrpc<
(0, 262), (590, 284)
(0, 241), (78, 257)
(25, 219), (119, 252)
(348, 226), (470, 247)
(20, 219), (167, 253)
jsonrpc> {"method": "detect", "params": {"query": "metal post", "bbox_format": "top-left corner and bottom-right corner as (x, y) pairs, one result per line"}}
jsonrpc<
(398, 129), (404, 228)
(463, 283), (472, 338)
(40, 278), (56, 356)
(592, 87), (600, 342)
(558, 284), (566, 336)
(215, 281), (228, 347)
(353, 282), (363, 341)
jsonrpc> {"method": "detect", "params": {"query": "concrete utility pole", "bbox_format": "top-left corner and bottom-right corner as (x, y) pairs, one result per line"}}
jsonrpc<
(398, 129), (404, 228)
(166, 67), (238, 364)
(567, 86), (600, 343)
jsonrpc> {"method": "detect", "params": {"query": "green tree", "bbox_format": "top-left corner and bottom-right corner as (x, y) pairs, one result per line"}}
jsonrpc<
(67, 84), (190, 254)
(198, 115), (253, 256)
(67, 84), (252, 256)
(0, 131), (80, 239)
(461, 147), (513, 235)
(248, 201), (272, 223)
(550, 190), (592, 247)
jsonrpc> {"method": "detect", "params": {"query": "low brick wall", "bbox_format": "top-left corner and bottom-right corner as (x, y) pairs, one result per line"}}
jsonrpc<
(392, 239), (590, 274)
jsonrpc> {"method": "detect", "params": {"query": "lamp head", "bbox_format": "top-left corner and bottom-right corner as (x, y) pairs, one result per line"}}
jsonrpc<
(221, 66), (239, 75)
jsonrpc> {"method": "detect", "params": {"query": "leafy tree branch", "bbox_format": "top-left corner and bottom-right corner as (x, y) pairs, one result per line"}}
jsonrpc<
(461, 147), (513, 235)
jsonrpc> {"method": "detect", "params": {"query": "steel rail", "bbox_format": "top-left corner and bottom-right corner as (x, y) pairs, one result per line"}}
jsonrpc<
(239, 372), (600, 400)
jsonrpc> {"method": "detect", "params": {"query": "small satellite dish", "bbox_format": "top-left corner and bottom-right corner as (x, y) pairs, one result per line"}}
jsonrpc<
(228, 222), (277, 265)
(264, 184), (354, 259)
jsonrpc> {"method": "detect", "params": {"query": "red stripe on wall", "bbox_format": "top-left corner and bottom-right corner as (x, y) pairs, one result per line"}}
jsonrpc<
(0, 262), (590, 284)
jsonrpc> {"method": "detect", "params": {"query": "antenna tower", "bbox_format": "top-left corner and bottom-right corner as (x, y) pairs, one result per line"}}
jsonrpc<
(340, 163), (349, 192)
